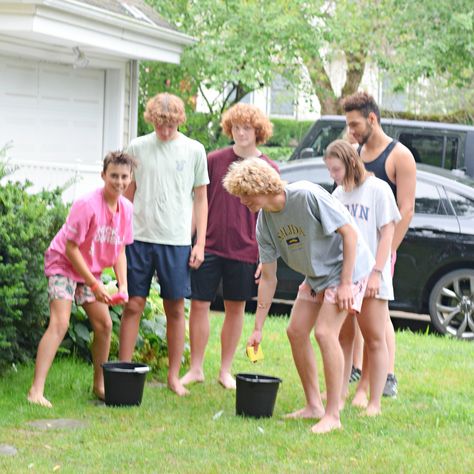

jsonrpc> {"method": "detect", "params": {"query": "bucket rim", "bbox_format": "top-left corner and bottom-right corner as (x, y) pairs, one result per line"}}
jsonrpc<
(236, 373), (282, 384)
(102, 361), (150, 374)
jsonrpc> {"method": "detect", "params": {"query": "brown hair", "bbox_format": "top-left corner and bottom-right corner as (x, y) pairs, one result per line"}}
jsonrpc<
(223, 157), (285, 196)
(342, 91), (381, 123)
(221, 103), (273, 145)
(324, 139), (366, 189)
(103, 150), (137, 173)
(143, 92), (186, 126)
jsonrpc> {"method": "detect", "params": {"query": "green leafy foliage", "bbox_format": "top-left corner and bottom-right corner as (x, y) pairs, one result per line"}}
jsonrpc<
(0, 144), (68, 372)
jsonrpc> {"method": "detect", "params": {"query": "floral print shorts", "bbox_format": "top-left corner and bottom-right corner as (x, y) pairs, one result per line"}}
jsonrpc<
(47, 275), (95, 305)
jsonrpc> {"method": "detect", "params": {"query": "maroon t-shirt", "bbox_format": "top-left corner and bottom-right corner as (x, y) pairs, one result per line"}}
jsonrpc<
(205, 147), (279, 264)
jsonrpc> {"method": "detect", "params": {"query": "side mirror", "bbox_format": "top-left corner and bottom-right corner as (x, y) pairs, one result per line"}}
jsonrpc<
(299, 148), (314, 159)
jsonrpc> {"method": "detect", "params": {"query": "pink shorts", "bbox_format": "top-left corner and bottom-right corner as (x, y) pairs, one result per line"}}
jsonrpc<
(47, 275), (96, 305)
(297, 277), (369, 314)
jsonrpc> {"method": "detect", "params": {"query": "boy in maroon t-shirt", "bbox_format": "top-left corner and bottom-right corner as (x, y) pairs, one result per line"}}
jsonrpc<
(180, 104), (278, 389)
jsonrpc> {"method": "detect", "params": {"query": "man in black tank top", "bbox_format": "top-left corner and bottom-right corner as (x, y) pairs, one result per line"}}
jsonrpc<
(342, 92), (416, 398)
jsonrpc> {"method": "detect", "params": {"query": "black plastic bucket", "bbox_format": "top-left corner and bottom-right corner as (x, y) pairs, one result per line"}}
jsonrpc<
(102, 362), (150, 407)
(236, 373), (282, 418)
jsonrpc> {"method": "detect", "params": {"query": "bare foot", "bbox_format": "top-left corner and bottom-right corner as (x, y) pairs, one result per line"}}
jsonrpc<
(180, 369), (205, 386)
(168, 378), (190, 397)
(364, 404), (381, 417)
(311, 415), (342, 434)
(27, 390), (52, 408)
(352, 390), (368, 408)
(218, 372), (236, 390)
(284, 406), (324, 420)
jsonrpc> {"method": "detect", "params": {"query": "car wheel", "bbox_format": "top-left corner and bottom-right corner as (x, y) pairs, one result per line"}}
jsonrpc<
(428, 269), (474, 340)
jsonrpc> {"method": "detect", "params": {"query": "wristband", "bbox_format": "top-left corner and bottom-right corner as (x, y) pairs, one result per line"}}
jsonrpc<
(90, 281), (100, 293)
(372, 268), (383, 275)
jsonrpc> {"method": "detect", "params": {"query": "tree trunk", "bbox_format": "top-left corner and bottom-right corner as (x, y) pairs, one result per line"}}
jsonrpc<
(305, 56), (339, 115)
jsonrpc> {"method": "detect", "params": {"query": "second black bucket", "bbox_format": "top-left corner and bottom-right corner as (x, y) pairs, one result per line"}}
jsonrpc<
(236, 373), (282, 418)
(102, 362), (150, 407)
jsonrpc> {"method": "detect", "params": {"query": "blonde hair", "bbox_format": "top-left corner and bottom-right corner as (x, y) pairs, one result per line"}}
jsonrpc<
(144, 93), (186, 126)
(324, 139), (366, 189)
(221, 103), (273, 145)
(223, 158), (285, 196)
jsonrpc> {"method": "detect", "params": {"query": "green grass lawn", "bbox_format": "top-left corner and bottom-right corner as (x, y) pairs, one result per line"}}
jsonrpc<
(1, 313), (473, 473)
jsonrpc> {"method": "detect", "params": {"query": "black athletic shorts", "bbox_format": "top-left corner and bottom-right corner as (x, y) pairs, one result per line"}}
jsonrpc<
(191, 252), (257, 302)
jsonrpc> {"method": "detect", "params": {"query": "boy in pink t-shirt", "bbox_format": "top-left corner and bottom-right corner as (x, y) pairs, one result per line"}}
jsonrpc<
(27, 151), (136, 408)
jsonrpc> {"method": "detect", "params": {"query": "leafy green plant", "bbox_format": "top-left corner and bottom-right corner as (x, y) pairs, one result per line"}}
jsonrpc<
(0, 144), (68, 373)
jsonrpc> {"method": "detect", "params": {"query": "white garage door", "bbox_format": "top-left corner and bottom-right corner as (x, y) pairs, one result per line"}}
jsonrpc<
(0, 55), (105, 200)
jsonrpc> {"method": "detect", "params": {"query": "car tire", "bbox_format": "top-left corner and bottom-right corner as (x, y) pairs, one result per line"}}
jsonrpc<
(428, 269), (474, 340)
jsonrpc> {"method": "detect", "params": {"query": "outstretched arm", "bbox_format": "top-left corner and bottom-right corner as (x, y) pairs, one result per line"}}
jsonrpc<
(248, 260), (278, 350)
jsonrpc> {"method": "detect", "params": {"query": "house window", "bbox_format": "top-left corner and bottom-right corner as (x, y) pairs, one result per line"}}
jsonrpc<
(270, 75), (294, 117)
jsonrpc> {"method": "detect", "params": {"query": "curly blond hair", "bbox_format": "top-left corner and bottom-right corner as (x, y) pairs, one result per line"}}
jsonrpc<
(223, 158), (285, 196)
(143, 92), (186, 126)
(221, 103), (273, 145)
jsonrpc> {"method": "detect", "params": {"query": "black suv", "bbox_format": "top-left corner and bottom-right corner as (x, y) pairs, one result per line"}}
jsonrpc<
(290, 115), (474, 177)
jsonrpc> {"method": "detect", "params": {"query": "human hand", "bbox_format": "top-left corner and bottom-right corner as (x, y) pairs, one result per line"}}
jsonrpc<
(247, 329), (262, 352)
(254, 263), (262, 284)
(366, 272), (381, 299)
(92, 281), (112, 304)
(336, 282), (354, 311)
(189, 244), (204, 269)
(110, 292), (129, 305)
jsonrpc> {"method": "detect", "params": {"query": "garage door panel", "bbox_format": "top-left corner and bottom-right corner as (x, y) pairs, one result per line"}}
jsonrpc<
(0, 55), (104, 167)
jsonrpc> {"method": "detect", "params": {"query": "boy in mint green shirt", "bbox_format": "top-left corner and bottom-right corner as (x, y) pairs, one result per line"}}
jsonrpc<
(119, 93), (209, 396)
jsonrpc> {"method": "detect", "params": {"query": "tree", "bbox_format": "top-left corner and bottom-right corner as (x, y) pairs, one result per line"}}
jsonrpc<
(145, 0), (474, 118)
(146, 0), (322, 115)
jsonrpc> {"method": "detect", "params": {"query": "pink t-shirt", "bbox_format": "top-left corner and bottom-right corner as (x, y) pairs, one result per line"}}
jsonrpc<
(44, 188), (134, 282)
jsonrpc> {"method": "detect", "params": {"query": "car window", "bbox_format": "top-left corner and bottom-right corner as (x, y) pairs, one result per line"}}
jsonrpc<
(415, 180), (452, 215)
(398, 132), (459, 170)
(306, 124), (345, 157)
(281, 164), (334, 192)
(445, 190), (474, 217)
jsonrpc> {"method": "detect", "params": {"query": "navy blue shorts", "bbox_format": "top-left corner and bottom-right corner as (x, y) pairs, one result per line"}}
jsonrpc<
(126, 241), (191, 300)
(191, 252), (257, 302)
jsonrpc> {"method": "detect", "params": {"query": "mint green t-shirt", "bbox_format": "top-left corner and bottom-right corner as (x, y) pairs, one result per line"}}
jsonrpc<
(127, 132), (209, 245)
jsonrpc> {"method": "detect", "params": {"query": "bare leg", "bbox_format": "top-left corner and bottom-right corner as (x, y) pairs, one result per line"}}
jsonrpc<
(284, 297), (325, 419)
(180, 299), (210, 386)
(386, 316), (396, 375)
(338, 314), (355, 408)
(352, 344), (369, 408)
(163, 298), (189, 396)
(119, 296), (146, 361)
(352, 319), (364, 371)
(84, 301), (113, 400)
(28, 299), (72, 408)
(356, 298), (388, 416)
(311, 303), (347, 434)
(218, 299), (246, 389)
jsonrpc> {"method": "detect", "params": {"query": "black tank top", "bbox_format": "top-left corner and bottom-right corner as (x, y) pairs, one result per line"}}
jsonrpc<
(358, 140), (398, 197)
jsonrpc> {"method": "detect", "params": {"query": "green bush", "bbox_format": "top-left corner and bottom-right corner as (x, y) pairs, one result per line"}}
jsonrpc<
(267, 119), (313, 148)
(0, 144), (68, 373)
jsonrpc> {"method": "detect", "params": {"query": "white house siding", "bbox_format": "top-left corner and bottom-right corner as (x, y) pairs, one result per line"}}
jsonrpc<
(0, 54), (105, 201)
(122, 60), (131, 147)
